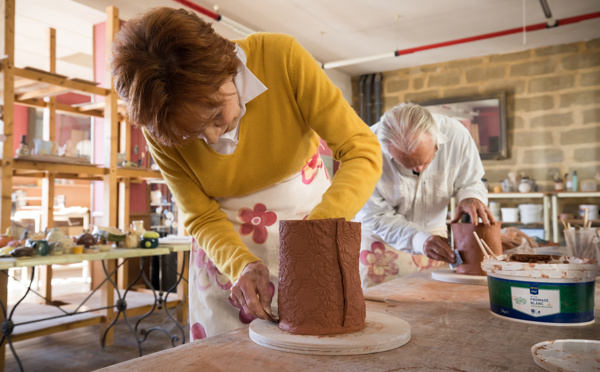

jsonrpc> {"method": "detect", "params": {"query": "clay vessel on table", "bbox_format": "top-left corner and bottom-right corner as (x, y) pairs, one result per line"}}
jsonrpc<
(451, 222), (502, 275)
(278, 218), (365, 335)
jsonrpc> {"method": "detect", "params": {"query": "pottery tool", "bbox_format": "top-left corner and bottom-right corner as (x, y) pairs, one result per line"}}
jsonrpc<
(263, 306), (279, 324)
(472, 231), (499, 260)
(561, 219), (568, 230)
(264, 309), (279, 324)
(448, 217), (465, 269)
(449, 246), (464, 269)
(473, 231), (489, 259)
(481, 239), (500, 260)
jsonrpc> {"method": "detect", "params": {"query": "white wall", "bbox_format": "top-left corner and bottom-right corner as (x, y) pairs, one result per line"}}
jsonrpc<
(324, 68), (353, 104)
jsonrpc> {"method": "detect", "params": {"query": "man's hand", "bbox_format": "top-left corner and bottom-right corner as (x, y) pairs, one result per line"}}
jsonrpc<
(229, 261), (273, 321)
(423, 235), (455, 263)
(451, 198), (496, 226)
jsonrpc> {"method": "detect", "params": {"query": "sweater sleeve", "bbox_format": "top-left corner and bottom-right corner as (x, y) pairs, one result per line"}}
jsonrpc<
(143, 131), (260, 283)
(287, 37), (382, 221)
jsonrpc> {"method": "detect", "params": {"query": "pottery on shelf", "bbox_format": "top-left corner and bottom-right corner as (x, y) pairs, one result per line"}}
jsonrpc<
(76, 232), (97, 248)
(95, 226), (126, 242)
(46, 228), (66, 243)
(140, 231), (160, 248)
(518, 179), (531, 193)
(140, 237), (159, 248)
(15, 135), (30, 157)
(123, 232), (138, 249)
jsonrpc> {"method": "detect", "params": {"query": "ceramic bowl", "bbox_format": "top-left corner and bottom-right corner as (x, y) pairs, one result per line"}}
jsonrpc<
(49, 242), (64, 255)
(33, 138), (59, 155)
(76, 233), (97, 248)
(140, 237), (159, 249)
(97, 244), (113, 252)
(46, 228), (66, 243)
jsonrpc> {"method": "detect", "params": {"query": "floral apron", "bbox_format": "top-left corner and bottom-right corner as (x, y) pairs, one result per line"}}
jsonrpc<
(189, 152), (330, 340)
(359, 228), (448, 289)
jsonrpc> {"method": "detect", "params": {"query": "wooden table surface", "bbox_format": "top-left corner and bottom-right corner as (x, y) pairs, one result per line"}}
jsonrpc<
(98, 271), (600, 372)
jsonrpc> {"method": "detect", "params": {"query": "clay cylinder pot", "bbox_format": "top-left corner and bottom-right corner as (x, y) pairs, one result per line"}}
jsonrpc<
(278, 218), (365, 335)
(451, 222), (502, 275)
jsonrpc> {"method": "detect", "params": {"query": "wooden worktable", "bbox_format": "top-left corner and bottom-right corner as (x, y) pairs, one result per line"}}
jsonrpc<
(98, 272), (600, 371)
(0, 244), (191, 371)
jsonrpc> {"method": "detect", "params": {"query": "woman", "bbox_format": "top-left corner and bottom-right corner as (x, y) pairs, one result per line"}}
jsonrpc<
(111, 7), (381, 340)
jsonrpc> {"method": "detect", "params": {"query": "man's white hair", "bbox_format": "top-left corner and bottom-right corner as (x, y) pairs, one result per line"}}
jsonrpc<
(379, 103), (438, 154)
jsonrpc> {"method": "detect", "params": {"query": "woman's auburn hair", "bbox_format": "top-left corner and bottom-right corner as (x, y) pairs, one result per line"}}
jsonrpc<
(110, 7), (240, 146)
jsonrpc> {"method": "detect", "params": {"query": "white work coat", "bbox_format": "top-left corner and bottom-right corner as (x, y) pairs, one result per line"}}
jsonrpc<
(355, 113), (488, 255)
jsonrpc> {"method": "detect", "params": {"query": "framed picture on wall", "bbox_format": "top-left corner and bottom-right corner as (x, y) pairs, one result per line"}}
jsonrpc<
(421, 91), (508, 160)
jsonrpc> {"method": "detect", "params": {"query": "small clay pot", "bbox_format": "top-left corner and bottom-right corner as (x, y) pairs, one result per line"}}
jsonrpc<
(452, 222), (502, 275)
(140, 237), (159, 249)
(10, 246), (35, 258)
(0, 234), (15, 248)
(76, 233), (97, 248)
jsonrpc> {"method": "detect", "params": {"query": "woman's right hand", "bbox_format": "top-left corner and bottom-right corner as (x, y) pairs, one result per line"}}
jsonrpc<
(229, 261), (274, 321)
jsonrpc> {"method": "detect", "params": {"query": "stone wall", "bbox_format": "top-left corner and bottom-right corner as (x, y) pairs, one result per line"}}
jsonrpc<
(352, 38), (600, 191)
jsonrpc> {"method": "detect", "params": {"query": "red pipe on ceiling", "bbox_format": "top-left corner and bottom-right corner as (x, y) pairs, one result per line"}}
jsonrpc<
(394, 11), (600, 57)
(167, 1), (600, 70)
(172, 0), (221, 21)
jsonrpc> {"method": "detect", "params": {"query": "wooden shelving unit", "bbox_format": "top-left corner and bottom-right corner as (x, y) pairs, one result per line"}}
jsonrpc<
(552, 191), (600, 242)
(487, 192), (552, 241)
(0, 1), (167, 368)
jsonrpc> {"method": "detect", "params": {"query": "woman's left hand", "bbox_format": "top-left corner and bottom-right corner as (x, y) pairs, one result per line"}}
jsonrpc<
(230, 261), (274, 321)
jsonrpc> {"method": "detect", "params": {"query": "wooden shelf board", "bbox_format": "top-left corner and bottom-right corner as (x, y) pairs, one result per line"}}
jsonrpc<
(17, 97), (106, 119)
(14, 66), (109, 97)
(499, 222), (545, 227)
(17, 85), (72, 100)
(488, 192), (548, 199)
(116, 167), (163, 180)
(556, 191), (600, 198)
(12, 159), (107, 178)
(561, 218), (600, 224)
(5, 161), (163, 181)
(73, 99), (127, 114)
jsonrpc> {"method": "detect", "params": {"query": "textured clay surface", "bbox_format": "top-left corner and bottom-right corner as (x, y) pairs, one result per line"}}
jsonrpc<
(452, 222), (502, 275)
(278, 218), (366, 335)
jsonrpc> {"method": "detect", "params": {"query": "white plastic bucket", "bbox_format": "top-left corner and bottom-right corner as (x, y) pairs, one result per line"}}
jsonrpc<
(579, 204), (599, 220)
(489, 202), (501, 221)
(518, 204), (543, 224)
(501, 208), (519, 223)
(481, 256), (600, 326)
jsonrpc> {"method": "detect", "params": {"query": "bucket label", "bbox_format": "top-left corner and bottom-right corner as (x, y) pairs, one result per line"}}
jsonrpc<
(511, 286), (560, 317)
(488, 276), (595, 324)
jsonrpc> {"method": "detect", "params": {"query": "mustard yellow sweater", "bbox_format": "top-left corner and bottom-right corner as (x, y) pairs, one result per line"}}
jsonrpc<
(144, 33), (382, 282)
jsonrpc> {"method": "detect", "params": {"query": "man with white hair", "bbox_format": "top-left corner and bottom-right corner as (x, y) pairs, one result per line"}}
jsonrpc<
(355, 103), (495, 288)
